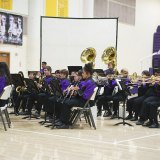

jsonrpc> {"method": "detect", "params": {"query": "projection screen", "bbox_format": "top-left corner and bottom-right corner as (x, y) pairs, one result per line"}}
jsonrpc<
(41, 17), (118, 71)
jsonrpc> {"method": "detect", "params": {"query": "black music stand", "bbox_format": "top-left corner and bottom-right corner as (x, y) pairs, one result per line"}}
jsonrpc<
(50, 79), (63, 129)
(68, 66), (82, 75)
(93, 69), (105, 77)
(114, 79), (133, 126)
(22, 78), (40, 120)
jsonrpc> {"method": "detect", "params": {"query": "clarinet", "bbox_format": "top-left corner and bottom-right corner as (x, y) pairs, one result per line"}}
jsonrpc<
(61, 84), (73, 103)
(68, 82), (80, 99)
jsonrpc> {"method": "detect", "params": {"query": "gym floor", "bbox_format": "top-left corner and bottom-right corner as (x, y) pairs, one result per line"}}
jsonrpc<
(0, 112), (160, 160)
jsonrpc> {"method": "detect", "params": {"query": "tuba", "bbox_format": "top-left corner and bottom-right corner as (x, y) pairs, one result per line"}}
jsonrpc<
(101, 47), (117, 69)
(80, 47), (96, 64)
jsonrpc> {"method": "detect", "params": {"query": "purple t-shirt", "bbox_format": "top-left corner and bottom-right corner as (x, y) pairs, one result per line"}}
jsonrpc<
(60, 79), (70, 92)
(79, 78), (96, 100)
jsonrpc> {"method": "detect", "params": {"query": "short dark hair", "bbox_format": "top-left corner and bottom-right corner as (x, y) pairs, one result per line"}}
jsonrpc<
(42, 62), (47, 65)
(44, 66), (52, 73)
(55, 70), (60, 74)
(18, 71), (24, 79)
(83, 63), (93, 75)
(78, 70), (83, 76)
(142, 70), (150, 77)
(28, 71), (36, 76)
(60, 69), (69, 77)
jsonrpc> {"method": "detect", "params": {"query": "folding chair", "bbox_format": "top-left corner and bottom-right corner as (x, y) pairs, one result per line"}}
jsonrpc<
(70, 87), (98, 129)
(0, 85), (13, 131)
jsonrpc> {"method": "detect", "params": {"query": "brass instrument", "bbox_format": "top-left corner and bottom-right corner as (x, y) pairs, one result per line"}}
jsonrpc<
(16, 86), (22, 93)
(102, 47), (117, 69)
(16, 86), (27, 95)
(80, 47), (96, 64)
(129, 72), (138, 83)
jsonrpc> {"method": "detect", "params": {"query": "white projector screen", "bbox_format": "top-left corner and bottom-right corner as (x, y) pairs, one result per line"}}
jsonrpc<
(41, 17), (118, 72)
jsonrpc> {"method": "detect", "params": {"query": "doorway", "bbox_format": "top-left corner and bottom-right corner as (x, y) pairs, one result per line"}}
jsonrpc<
(0, 51), (10, 68)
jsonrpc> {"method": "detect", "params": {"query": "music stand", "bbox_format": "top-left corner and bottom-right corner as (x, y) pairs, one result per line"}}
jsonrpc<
(114, 79), (133, 126)
(68, 66), (82, 75)
(93, 69), (105, 77)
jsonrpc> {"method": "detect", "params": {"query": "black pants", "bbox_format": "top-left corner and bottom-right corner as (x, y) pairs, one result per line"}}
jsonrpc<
(45, 96), (62, 118)
(35, 93), (51, 114)
(96, 95), (113, 112)
(14, 94), (29, 113)
(133, 96), (146, 117)
(60, 97), (87, 124)
(140, 96), (160, 122)
(27, 93), (51, 114)
(148, 101), (160, 124)
(27, 93), (38, 114)
(0, 100), (7, 107)
(112, 94), (124, 115)
(126, 97), (138, 115)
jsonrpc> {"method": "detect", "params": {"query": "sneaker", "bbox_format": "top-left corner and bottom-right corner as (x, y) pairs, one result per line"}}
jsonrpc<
(142, 121), (152, 127)
(125, 115), (133, 120)
(103, 111), (112, 117)
(130, 117), (138, 121)
(33, 112), (40, 119)
(56, 124), (69, 129)
(136, 120), (144, 125)
(97, 111), (102, 117)
(110, 114), (118, 119)
(149, 123), (159, 128)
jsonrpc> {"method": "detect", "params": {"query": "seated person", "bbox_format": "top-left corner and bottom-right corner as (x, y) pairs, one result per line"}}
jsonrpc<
(110, 68), (131, 119)
(104, 62), (115, 76)
(55, 63), (96, 129)
(28, 66), (54, 118)
(14, 71), (36, 115)
(0, 62), (12, 107)
(96, 71), (116, 117)
(40, 61), (47, 75)
(45, 70), (83, 121)
(125, 70), (150, 120)
(136, 77), (160, 126)
(59, 69), (70, 92)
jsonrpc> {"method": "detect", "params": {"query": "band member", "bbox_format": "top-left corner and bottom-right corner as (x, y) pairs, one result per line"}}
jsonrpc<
(136, 79), (160, 126)
(59, 69), (70, 92)
(138, 96), (160, 128)
(18, 71), (24, 79)
(125, 70), (150, 120)
(97, 70), (116, 117)
(55, 63), (96, 129)
(40, 61), (47, 75)
(0, 62), (12, 107)
(14, 71), (36, 115)
(104, 62), (115, 75)
(45, 70), (82, 121)
(28, 71), (36, 80)
(146, 99), (160, 128)
(55, 70), (60, 79)
(110, 68), (131, 119)
(44, 69), (70, 121)
(28, 66), (54, 118)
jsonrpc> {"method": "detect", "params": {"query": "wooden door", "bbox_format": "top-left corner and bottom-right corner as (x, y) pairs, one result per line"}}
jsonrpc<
(0, 52), (10, 68)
